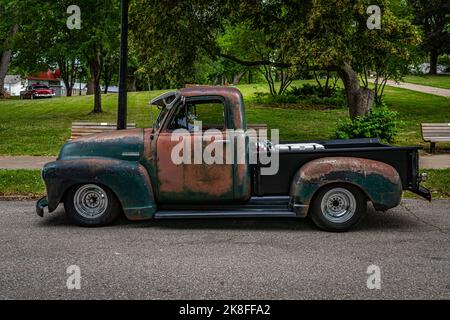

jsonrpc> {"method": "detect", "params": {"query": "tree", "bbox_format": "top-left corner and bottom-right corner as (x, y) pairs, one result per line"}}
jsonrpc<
(13, 1), (119, 111)
(75, 1), (120, 112)
(410, 0), (450, 74)
(0, 0), (33, 97)
(130, 0), (419, 119)
(353, 2), (421, 104)
(130, 0), (226, 88)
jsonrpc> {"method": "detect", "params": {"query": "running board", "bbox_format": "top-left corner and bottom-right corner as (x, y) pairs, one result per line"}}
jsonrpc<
(154, 209), (297, 219)
(155, 196), (297, 219)
(158, 196), (292, 211)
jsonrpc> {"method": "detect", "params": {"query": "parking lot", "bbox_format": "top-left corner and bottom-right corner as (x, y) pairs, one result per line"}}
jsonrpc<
(0, 199), (449, 300)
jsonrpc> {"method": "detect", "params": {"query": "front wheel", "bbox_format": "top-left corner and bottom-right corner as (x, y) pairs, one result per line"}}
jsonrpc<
(64, 184), (121, 227)
(309, 184), (367, 232)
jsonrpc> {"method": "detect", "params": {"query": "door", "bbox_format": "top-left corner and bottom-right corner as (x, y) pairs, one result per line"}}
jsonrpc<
(156, 97), (235, 203)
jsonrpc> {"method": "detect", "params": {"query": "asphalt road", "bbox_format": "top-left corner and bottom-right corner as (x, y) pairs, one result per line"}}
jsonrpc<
(0, 199), (449, 300)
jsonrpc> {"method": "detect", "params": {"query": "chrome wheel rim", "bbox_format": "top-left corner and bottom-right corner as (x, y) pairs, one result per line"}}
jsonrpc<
(320, 187), (356, 223)
(73, 184), (108, 219)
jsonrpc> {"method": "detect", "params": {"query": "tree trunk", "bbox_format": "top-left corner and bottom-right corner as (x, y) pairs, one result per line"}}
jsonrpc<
(127, 76), (136, 92)
(0, 24), (19, 97)
(89, 53), (103, 113)
(87, 78), (95, 95)
(429, 50), (438, 75)
(232, 71), (246, 85)
(338, 62), (374, 119)
(64, 81), (73, 97)
(103, 64), (111, 94)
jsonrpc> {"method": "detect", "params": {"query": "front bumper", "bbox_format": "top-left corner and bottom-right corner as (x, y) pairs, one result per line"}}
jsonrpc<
(36, 196), (48, 217)
(410, 187), (432, 202)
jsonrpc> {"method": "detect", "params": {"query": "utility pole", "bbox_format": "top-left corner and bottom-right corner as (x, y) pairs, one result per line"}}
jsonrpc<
(117, 0), (129, 130)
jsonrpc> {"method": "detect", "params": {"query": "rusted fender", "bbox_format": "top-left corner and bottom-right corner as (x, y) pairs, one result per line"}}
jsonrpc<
(290, 157), (402, 216)
(42, 158), (156, 221)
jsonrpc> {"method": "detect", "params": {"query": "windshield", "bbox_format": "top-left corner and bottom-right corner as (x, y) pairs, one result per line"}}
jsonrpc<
(150, 91), (180, 129)
(33, 85), (50, 90)
(156, 106), (170, 129)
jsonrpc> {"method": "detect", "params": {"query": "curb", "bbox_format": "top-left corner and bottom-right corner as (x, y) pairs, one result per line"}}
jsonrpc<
(0, 195), (42, 201)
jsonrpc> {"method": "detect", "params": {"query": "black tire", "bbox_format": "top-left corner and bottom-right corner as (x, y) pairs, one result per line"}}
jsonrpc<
(64, 184), (121, 227)
(309, 184), (367, 232)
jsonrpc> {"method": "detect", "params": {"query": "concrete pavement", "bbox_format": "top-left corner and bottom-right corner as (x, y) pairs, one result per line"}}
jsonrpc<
(0, 156), (55, 170)
(0, 199), (448, 299)
(368, 79), (450, 97)
(420, 154), (450, 170)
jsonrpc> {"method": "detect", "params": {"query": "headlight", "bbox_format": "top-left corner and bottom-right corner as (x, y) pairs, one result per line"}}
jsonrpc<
(419, 172), (428, 182)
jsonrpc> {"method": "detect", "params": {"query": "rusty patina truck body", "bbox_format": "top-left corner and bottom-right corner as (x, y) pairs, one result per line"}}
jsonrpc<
(37, 87), (431, 231)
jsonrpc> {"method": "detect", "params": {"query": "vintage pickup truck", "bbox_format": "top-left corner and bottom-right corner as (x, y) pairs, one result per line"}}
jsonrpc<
(36, 87), (431, 231)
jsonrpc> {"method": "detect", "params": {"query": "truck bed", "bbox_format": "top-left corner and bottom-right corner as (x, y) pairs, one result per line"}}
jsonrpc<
(253, 138), (420, 196)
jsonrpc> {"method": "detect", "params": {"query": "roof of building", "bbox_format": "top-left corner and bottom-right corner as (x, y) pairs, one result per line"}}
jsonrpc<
(27, 69), (61, 81)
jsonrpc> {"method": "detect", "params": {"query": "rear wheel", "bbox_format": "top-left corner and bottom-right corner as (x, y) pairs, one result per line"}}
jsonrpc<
(309, 184), (367, 232)
(64, 184), (121, 227)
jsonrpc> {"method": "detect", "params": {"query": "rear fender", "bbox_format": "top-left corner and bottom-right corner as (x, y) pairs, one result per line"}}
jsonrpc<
(290, 157), (402, 216)
(42, 158), (157, 220)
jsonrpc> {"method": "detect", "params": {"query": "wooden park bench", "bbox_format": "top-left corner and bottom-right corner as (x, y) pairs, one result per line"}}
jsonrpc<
(421, 123), (450, 153)
(70, 122), (136, 140)
(70, 122), (265, 141)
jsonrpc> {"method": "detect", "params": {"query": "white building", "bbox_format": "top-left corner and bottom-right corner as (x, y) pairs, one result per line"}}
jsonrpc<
(3, 75), (25, 96)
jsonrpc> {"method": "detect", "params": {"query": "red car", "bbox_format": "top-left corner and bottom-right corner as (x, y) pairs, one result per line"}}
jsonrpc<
(20, 84), (55, 99)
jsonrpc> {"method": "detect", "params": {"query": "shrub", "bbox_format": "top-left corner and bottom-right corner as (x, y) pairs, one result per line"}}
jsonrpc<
(254, 92), (299, 104)
(288, 84), (339, 98)
(335, 104), (400, 143)
(288, 84), (323, 97)
(253, 83), (348, 107)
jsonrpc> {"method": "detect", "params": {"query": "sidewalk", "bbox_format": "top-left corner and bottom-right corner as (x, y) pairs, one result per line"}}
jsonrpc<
(368, 79), (450, 97)
(0, 156), (55, 170)
(0, 155), (449, 170)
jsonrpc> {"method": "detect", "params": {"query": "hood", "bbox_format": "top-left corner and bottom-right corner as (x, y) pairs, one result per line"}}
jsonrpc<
(58, 128), (144, 161)
(35, 89), (53, 94)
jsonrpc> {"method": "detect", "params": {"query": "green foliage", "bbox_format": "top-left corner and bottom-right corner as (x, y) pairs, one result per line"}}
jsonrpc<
(288, 84), (325, 97)
(253, 84), (347, 108)
(254, 92), (299, 104)
(438, 54), (450, 70)
(410, 0), (450, 55)
(288, 84), (347, 107)
(335, 104), (401, 143)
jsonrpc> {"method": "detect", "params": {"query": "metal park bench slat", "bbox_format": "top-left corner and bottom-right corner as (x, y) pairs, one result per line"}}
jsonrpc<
(421, 123), (450, 153)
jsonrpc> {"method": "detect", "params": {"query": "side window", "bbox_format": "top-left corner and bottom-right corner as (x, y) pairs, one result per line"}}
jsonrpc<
(167, 98), (226, 131)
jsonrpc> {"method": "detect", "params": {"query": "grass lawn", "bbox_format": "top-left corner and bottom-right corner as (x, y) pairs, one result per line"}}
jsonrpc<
(402, 74), (450, 90)
(0, 80), (449, 155)
(0, 170), (45, 198)
(1, 168), (448, 199)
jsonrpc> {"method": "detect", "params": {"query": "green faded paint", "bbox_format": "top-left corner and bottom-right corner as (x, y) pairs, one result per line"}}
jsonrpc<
(42, 158), (157, 220)
(59, 129), (144, 162)
(290, 157), (403, 214)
